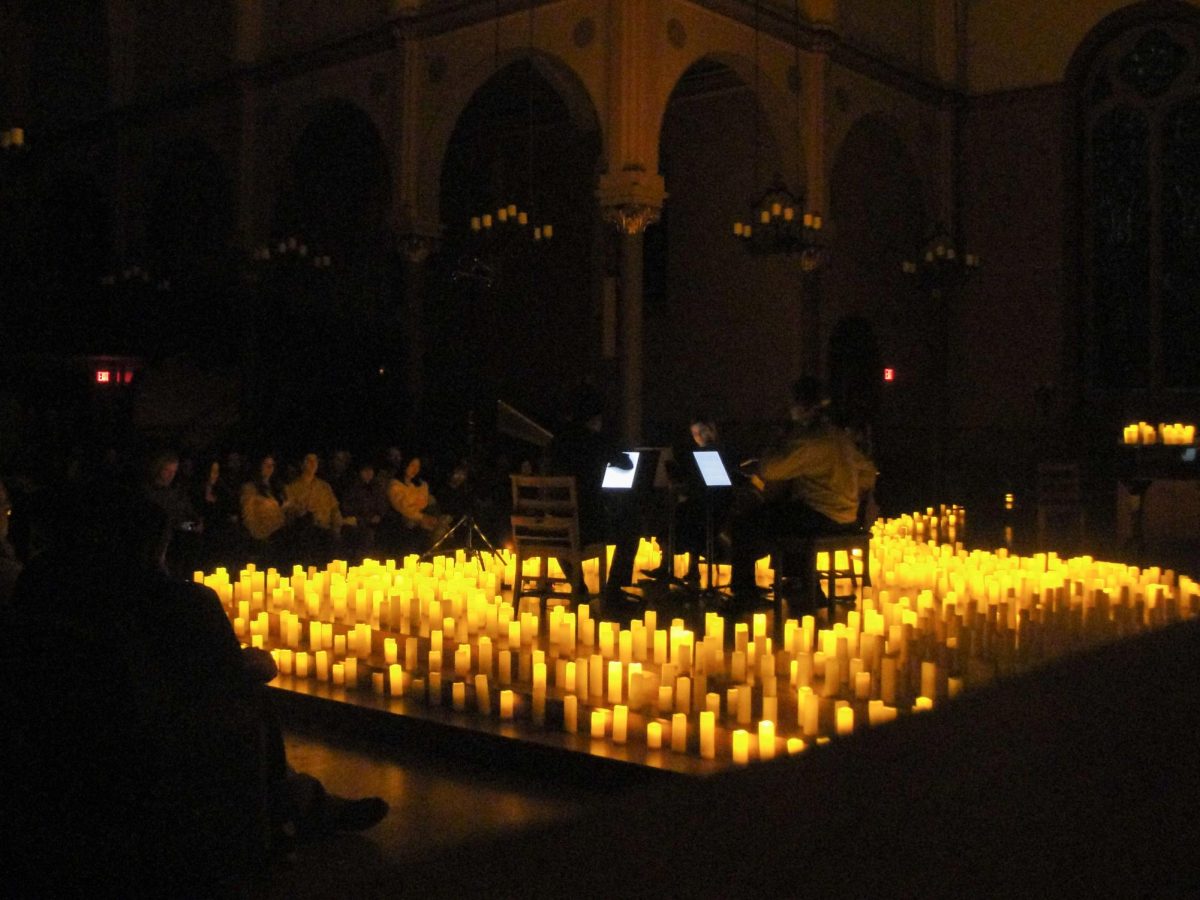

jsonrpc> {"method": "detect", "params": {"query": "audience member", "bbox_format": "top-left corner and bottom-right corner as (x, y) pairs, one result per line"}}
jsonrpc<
(4, 484), (387, 894)
(285, 452), (350, 564)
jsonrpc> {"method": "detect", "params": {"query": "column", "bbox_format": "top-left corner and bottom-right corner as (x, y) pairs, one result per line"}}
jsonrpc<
(599, 171), (665, 445)
(398, 234), (438, 417)
(233, 0), (265, 248)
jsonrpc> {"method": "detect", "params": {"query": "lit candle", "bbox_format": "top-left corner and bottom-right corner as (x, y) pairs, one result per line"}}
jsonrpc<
(499, 689), (514, 720)
(671, 713), (688, 752)
(563, 694), (578, 733)
(855, 670), (872, 700)
(647, 720), (663, 749)
(591, 709), (606, 739)
(608, 660), (623, 704)
(452, 681), (466, 710)
(389, 662), (403, 696)
(758, 720), (776, 760)
(699, 710), (715, 759)
(384, 637), (398, 664)
(372, 671), (385, 694)
(612, 705), (628, 744)
(836, 704), (854, 735)
(787, 738), (805, 755)
(475, 673), (491, 714)
(732, 729), (750, 764)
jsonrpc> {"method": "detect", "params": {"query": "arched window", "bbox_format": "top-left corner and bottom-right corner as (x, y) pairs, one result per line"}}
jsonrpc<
(1076, 8), (1200, 390)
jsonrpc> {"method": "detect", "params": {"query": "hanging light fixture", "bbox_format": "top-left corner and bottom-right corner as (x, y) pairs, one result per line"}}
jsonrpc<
(901, 224), (980, 289)
(732, 0), (824, 266)
(468, 0), (552, 242)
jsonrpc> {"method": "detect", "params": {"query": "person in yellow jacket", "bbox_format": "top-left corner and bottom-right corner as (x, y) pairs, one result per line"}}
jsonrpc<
(285, 453), (350, 534)
(387, 456), (450, 542)
(240, 454), (292, 543)
(729, 377), (877, 604)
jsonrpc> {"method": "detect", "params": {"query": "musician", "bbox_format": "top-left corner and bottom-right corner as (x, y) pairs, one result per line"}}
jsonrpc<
(729, 377), (877, 606)
(644, 415), (736, 582)
(546, 385), (638, 602)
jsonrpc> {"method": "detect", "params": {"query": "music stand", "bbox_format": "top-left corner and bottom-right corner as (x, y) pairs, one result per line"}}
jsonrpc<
(422, 411), (500, 565)
(691, 449), (733, 600)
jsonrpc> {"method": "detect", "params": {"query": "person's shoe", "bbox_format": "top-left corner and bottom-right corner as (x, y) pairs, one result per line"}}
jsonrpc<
(297, 792), (389, 839)
(323, 795), (389, 833)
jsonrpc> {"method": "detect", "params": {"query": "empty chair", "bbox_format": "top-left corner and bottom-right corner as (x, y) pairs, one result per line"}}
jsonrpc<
(509, 475), (608, 610)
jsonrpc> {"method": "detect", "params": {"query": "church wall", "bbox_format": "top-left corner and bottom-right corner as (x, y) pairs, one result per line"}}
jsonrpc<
(967, 0), (1200, 93)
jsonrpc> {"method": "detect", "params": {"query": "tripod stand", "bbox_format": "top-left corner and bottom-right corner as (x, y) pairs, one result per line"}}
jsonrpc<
(421, 411), (501, 566)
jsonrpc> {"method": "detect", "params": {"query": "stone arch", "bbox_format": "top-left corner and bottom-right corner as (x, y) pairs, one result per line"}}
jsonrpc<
(826, 112), (929, 508)
(1064, 0), (1200, 393)
(273, 99), (391, 249)
(424, 50), (603, 434)
(659, 49), (805, 195)
(415, 46), (601, 235)
(144, 137), (234, 271)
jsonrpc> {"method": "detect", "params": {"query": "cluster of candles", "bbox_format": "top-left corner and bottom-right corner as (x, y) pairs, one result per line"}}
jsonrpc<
(1, 127), (25, 149)
(199, 511), (1197, 766)
(733, 207), (822, 239)
(249, 235), (333, 268)
(470, 204), (553, 241)
(1122, 421), (1196, 446)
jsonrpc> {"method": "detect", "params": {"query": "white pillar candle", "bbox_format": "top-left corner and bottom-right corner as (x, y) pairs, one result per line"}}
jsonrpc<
(758, 720), (776, 760)
(737, 685), (752, 725)
(786, 738), (805, 755)
(405, 637), (418, 670)
(315, 650), (329, 681)
(344, 657), (357, 687)
(295, 652), (310, 678)
(647, 720), (663, 749)
(428, 671), (442, 705)
(475, 674), (490, 715)
(607, 660), (623, 704)
(372, 671), (385, 694)
(920, 661), (938, 700)
(591, 709), (606, 739)
(478, 636), (493, 676)
(855, 671), (872, 700)
(801, 687), (819, 736)
(761, 695), (778, 724)
(589, 654), (604, 698)
(732, 729), (750, 764)
(452, 681), (466, 710)
(455, 645), (472, 677)
(563, 694), (578, 733)
(384, 637), (398, 664)
(675, 676), (692, 715)
(706, 692), (721, 715)
(836, 704), (854, 735)
(881, 656), (897, 704)
(699, 710), (715, 759)
(499, 689), (514, 720)
(671, 713), (688, 752)
(658, 684), (674, 714)
(389, 663), (403, 696)
(498, 650), (512, 685)
(612, 705), (628, 744)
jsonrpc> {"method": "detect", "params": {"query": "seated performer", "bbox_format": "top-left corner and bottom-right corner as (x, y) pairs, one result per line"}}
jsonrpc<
(546, 384), (638, 602)
(729, 376), (877, 607)
(644, 414), (736, 583)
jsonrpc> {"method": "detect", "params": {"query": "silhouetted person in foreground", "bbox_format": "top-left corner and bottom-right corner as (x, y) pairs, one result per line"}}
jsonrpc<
(3, 483), (386, 895)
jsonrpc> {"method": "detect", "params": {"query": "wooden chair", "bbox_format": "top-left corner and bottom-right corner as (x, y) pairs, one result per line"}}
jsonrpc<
(509, 475), (608, 609)
(1036, 461), (1085, 552)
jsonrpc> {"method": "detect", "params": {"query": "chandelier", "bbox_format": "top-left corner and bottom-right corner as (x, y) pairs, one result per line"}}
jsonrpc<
(732, 1), (824, 269)
(901, 226), (980, 289)
(468, 0), (552, 243)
